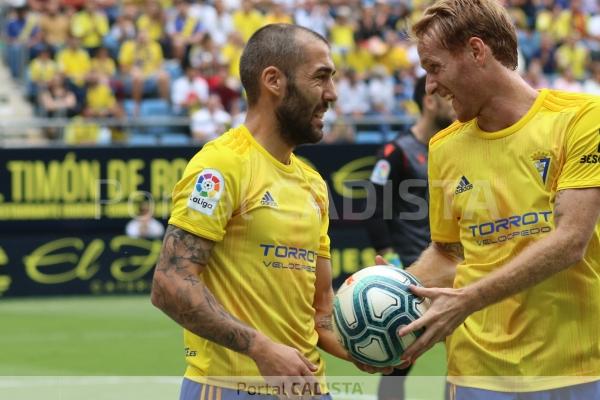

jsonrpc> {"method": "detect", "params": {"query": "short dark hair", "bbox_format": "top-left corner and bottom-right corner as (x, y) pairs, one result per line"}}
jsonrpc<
(413, 76), (427, 113)
(239, 24), (328, 106)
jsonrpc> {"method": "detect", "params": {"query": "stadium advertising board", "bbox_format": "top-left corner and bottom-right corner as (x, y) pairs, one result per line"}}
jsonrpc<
(0, 229), (374, 297)
(0, 145), (380, 297)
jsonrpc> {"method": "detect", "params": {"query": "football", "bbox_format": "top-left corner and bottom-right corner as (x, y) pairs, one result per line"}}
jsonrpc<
(333, 265), (428, 367)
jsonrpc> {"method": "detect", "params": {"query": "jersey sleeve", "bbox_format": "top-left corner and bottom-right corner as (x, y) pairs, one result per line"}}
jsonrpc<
(168, 143), (241, 242)
(557, 99), (600, 190)
(316, 178), (331, 259)
(428, 145), (460, 243)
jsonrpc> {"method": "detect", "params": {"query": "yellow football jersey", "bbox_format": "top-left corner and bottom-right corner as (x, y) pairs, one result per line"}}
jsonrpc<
(136, 14), (164, 41)
(232, 10), (265, 42)
(70, 11), (109, 49)
(169, 125), (330, 390)
(86, 84), (116, 112)
(429, 90), (600, 391)
(29, 58), (57, 84)
(118, 40), (164, 76)
(56, 48), (91, 86)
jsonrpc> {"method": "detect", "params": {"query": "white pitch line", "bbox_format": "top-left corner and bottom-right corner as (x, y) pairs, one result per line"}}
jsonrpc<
(0, 376), (182, 388)
(0, 378), (426, 400)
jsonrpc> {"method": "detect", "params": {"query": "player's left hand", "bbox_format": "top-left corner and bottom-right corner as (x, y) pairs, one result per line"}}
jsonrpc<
(396, 285), (474, 365)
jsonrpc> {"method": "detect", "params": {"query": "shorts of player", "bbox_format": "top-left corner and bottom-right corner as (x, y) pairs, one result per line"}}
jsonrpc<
(179, 378), (333, 400)
(450, 380), (600, 400)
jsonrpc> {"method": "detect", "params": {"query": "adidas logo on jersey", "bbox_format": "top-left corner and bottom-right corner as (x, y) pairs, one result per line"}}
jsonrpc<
(260, 191), (278, 208)
(455, 176), (473, 194)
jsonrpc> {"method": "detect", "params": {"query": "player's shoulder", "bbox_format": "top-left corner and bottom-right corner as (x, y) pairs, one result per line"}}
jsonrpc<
(295, 155), (326, 184)
(542, 90), (600, 113)
(188, 125), (252, 169)
(428, 120), (468, 150)
(541, 90), (600, 132)
(538, 90), (600, 129)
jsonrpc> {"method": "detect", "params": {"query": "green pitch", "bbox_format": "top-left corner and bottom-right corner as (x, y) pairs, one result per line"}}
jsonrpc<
(0, 296), (447, 399)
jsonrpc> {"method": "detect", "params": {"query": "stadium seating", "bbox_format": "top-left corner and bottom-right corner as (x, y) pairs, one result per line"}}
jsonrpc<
(2, 0), (600, 144)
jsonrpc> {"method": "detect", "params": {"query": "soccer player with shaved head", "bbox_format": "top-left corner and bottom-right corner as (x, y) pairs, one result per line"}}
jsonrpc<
(151, 24), (388, 400)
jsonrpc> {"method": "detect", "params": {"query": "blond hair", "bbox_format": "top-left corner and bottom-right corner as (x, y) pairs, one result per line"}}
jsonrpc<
(412, 0), (518, 70)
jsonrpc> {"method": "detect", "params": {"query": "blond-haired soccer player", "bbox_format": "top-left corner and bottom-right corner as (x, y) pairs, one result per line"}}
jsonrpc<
(151, 24), (387, 400)
(389, 0), (600, 399)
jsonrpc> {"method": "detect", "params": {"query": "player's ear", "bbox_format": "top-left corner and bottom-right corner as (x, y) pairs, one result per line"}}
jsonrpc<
(261, 66), (284, 98)
(467, 37), (486, 66)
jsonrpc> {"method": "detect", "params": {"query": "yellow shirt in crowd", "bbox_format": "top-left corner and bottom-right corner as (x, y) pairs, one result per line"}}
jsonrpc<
(56, 48), (91, 86)
(232, 10), (265, 42)
(29, 59), (58, 84)
(71, 10), (109, 49)
(86, 83), (117, 112)
(118, 40), (164, 76)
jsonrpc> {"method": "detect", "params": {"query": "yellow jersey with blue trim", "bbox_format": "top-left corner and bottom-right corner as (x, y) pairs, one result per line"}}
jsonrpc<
(168, 124), (331, 389)
(428, 90), (600, 391)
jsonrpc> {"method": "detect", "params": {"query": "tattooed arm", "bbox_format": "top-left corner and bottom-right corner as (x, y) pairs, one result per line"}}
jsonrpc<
(151, 225), (256, 352)
(151, 225), (318, 378)
(403, 241), (462, 288)
(313, 257), (349, 360)
(313, 257), (395, 374)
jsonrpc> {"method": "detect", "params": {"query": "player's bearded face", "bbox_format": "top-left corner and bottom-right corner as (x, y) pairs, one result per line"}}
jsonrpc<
(276, 78), (326, 146)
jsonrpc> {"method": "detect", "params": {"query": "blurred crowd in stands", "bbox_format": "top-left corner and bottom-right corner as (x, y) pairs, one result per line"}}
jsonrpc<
(2, 0), (600, 144)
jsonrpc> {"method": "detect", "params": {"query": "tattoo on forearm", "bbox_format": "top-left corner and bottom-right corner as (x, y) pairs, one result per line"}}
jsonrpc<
(436, 242), (464, 261)
(152, 225), (256, 354)
(201, 290), (255, 353)
(316, 315), (334, 332)
(554, 190), (565, 223)
(183, 275), (199, 286)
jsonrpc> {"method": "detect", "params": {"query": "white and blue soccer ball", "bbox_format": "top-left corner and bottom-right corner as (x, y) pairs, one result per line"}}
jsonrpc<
(333, 265), (429, 367)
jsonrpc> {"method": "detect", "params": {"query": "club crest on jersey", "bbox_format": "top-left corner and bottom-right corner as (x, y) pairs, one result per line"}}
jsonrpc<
(370, 159), (391, 185)
(188, 168), (224, 215)
(531, 152), (551, 185)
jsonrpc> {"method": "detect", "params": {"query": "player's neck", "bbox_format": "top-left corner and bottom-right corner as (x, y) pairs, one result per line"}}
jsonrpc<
(476, 73), (539, 132)
(245, 111), (294, 165)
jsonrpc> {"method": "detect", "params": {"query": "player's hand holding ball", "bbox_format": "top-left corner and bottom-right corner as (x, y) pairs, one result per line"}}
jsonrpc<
(332, 260), (429, 371)
(379, 253), (474, 365)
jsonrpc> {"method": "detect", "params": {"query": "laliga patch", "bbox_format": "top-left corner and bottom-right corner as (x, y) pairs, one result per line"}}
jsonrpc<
(187, 169), (224, 215)
(370, 159), (391, 185)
